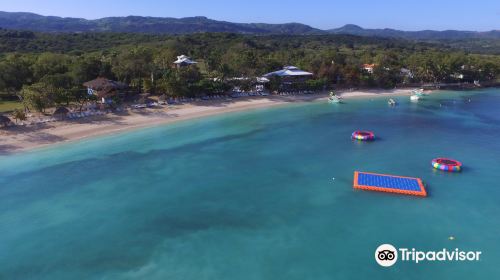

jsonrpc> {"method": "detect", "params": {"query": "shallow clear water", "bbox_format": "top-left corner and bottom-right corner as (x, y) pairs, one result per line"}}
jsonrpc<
(1, 89), (500, 279)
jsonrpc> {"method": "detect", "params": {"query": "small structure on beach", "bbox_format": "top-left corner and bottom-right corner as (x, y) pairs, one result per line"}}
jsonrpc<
(0, 115), (11, 127)
(173, 55), (198, 68)
(53, 107), (70, 120)
(83, 78), (128, 104)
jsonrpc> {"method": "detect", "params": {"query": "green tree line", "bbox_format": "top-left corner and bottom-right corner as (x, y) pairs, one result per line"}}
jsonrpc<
(0, 32), (499, 112)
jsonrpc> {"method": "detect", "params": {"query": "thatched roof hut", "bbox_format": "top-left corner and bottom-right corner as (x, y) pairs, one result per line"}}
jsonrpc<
(83, 78), (128, 99)
(0, 115), (11, 127)
(53, 107), (70, 119)
(53, 107), (70, 116)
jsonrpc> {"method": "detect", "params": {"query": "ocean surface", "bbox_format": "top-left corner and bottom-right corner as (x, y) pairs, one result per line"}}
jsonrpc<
(1, 88), (499, 279)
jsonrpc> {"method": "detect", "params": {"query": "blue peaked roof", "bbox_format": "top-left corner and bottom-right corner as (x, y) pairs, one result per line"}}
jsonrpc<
(263, 66), (313, 78)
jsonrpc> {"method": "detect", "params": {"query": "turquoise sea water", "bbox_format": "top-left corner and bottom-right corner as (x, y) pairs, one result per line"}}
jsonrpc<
(1, 88), (500, 279)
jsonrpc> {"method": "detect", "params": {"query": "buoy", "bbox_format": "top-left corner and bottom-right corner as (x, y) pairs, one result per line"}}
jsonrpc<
(449, 236), (455, 241)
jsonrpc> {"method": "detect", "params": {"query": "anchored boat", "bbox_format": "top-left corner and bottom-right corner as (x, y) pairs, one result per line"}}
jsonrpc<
(410, 89), (426, 102)
(410, 94), (421, 102)
(328, 91), (343, 103)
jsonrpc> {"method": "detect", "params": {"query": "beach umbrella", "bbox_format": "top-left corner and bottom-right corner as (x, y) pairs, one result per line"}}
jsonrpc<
(53, 107), (70, 119)
(0, 115), (11, 127)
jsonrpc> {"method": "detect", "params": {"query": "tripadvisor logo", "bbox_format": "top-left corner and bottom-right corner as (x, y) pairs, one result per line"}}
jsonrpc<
(375, 244), (398, 267)
(375, 244), (482, 267)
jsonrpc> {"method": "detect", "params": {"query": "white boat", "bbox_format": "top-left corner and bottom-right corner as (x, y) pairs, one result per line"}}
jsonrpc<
(328, 91), (343, 103)
(328, 96), (341, 103)
(410, 95), (421, 102)
(388, 98), (397, 106)
(412, 89), (426, 96)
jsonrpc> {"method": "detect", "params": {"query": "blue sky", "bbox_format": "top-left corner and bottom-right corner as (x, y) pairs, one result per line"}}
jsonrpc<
(1, 0), (499, 31)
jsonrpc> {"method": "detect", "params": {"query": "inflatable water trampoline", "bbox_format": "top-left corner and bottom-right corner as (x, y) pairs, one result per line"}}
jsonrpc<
(432, 158), (462, 172)
(351, 131), (375, 141)
(353, 171), (427, 197)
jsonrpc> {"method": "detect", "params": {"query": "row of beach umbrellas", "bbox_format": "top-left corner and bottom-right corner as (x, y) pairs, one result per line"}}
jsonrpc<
(0, 107), (72, 127)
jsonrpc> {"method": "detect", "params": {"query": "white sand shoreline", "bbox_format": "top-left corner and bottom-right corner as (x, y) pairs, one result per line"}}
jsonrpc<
(0, 89), (418, 154)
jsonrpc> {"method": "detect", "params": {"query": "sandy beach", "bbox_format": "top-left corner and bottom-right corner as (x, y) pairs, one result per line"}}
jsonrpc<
(0, 88), (416, 154)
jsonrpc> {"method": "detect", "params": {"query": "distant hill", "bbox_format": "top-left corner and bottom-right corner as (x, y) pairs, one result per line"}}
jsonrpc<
(0, 12), (322, 35)
(0, 11), (499, 40)
(328, 24), (500, 40)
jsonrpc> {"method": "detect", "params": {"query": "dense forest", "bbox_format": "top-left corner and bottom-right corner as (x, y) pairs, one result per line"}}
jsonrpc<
(0, 29), (499, 113)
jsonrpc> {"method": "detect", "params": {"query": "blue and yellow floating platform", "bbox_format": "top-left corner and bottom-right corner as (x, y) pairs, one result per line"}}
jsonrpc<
(353, 171), (427, 197)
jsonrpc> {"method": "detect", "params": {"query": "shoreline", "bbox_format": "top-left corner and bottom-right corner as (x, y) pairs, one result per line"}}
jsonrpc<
(0, 89), (417, 155)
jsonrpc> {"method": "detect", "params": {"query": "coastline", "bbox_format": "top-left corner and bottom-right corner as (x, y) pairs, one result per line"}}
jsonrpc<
(0, 89), (416, 154)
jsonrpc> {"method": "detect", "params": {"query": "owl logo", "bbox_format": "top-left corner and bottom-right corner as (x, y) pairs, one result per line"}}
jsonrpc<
(375, 244), (398, 267)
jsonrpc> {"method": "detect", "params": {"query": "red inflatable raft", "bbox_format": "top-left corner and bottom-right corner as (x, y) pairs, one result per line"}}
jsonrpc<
(351, 131), (375, 141)
(431, 158), (462, 172)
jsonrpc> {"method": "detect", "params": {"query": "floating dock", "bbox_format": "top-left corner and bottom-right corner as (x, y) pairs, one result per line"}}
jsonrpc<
(353, 171), (427, 197)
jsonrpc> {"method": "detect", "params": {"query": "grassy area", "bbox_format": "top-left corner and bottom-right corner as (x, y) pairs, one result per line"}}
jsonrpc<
(0, 101), (23, 113)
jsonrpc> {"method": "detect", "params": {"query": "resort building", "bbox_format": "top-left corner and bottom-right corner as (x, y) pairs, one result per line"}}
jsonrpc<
(173, 55), (198, 68)
(83, 78), (128, 104)
(262, 66), (313, 84)
(263, 66), (313, 79)
(262, 66), (313, 90)
(260, 66), (314, 91)
(362, 64), (376, 74)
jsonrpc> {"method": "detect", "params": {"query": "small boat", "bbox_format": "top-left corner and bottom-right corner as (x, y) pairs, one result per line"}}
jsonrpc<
(412, 89), (426, 97)
(328, 96), (342, 103)
(410, 95), (420, 102)
(388, 98), (397, 106)
(328, 91), (343, 103)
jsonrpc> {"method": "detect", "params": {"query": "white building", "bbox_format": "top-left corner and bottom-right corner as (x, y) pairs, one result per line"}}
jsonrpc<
(173, 55), (198, 68)
(362, 64), (376, 74)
